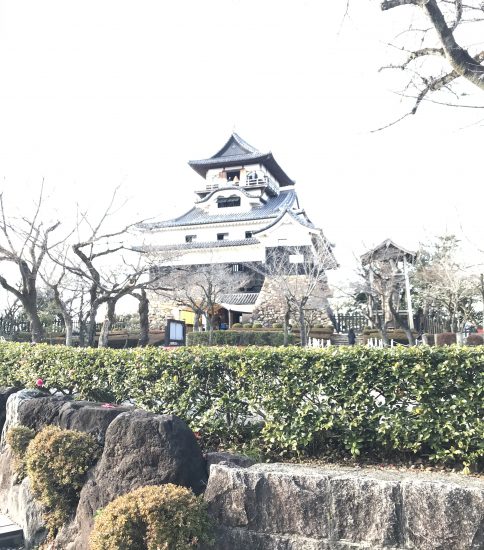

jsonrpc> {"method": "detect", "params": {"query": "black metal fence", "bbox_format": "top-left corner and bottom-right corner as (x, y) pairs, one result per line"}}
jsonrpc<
(0, 316), (135, 337)
(335, 312), (450, 335)
(335, 314), (368, 333)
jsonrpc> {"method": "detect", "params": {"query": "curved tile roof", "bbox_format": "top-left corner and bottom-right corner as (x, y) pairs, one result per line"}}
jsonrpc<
(143, 189), (297, 229)
(188, 133), (295, 187)
(147, 238), (260, 251)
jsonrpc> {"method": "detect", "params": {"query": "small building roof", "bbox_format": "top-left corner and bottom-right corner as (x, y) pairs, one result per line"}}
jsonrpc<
(188, 133), (295, 187)
(219, 292), (259, 306)
(361, 239), (416, 265)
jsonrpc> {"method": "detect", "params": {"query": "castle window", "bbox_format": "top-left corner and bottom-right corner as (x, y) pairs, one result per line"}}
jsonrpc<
(232, 264), (245, 273)
(245, 231), (253, 238)
(217, 233), (228, 241)
(226, 170), (240, 183)
(217, 196), (241, 208)
(185, 235), (197, 243)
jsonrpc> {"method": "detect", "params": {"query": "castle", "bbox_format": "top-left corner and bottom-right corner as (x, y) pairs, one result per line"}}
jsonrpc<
(139, 133), (337, 328)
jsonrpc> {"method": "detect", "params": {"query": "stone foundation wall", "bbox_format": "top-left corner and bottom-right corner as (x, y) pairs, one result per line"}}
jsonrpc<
(146, 290), (177, 330)
(204, 463), (484, 550)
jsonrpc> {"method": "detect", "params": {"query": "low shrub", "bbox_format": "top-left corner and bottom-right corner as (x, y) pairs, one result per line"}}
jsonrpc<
(423, 333), (435, 345)
(242, 323), (253, 329)
(89, 484), (213, 550)
(187, 330), (293, 347)
(6, 426), (36, 480)
(0, 342), (482, 470)
(252, 322), (263, 329)
(231, 323), (242, 328)
(435, 332), (457, 346)
(272, 323), (283, 329)
(26, 425), (100, 534)
(466, 334), (483, 346)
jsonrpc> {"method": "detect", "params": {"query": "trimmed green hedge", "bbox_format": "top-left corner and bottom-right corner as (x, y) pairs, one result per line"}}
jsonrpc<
(0, 342), (482, 470)
(187, 330), (294, 346)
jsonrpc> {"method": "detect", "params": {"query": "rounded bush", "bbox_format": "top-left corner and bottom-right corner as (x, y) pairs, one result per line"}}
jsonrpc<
(89, 484), (213, 550)
(231, 322), (242, 328)
(272, 323), (283, 329)
(466, 333), (483, 346)
(26, 425), (100, 533)
(242, 323), (253, 329)
(6, 426), (36, 480)
(252, 322), (263, 329)
(435, 332), (457, 346)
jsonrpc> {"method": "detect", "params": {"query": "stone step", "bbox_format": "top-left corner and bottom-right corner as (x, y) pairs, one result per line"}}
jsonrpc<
(330, 334), (349, 346)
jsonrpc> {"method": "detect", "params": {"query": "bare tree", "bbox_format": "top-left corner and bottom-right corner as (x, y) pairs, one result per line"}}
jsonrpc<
(131, 288), (150, 346)
(154, 263), (251, 343)
(41, 242), (93, 346)
(0, 188), (61, 343)
(379, 0), (484, 121)
(413, 235), (479, 332)
(253, 239), (336, 347)
(64, 191), (150, 347)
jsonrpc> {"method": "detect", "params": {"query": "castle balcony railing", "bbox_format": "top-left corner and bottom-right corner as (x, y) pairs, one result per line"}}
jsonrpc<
(202, 174), (279, 196)
(244, 175), (279, 195)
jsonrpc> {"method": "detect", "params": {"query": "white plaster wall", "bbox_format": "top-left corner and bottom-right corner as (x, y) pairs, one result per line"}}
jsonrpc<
(159, 243), (265, 266)
(141, 218), (269, 247)
(257, 215), (317, 248)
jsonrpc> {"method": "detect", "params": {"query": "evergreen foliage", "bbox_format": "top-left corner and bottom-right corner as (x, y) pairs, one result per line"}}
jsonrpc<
(0, 342), (482, 470)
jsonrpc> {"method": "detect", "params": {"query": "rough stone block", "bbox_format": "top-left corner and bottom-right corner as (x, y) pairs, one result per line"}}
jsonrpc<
(204, 463), (484, 550)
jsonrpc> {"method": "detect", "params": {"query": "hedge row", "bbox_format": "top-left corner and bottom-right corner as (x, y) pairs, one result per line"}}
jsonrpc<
(0, 342), (482, 469)
(187, 330), (294, 346)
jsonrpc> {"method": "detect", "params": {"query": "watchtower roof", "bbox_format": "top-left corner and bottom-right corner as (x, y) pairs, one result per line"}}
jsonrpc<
(188, 133), (295, 187)
(361, 239), (416, 265)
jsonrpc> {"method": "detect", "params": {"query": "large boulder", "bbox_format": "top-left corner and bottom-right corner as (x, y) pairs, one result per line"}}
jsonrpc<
(0, 391), (131, 548)
(65, 410), (208, 549)
(1, 389), (131, 448)
(0, 387), (20, 437)
(0, 445), (46, 548)
(204, 463), (484, 550)
(0, 389), (45, 449)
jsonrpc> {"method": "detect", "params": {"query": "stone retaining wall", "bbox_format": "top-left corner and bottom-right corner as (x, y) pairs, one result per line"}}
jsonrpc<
(204, 463), (484, 550)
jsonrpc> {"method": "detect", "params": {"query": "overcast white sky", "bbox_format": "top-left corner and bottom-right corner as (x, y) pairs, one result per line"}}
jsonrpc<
(0, 0), (483, 295)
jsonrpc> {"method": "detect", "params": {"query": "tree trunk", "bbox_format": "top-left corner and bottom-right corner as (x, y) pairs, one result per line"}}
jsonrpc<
(87, 284), (99, 347)
(24, 302), (45, 344)
(51, 284), (74, 347)
(137, 289), (149, 347)
(389, 294), (415, 346)
(87, 308), (98, 347)
(206, 304), (214, 345)
(98, 299), (116, 348)
(283, 308), (290, 346)
(64, 318), (73, 347)
(299, 306), (307, 347)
